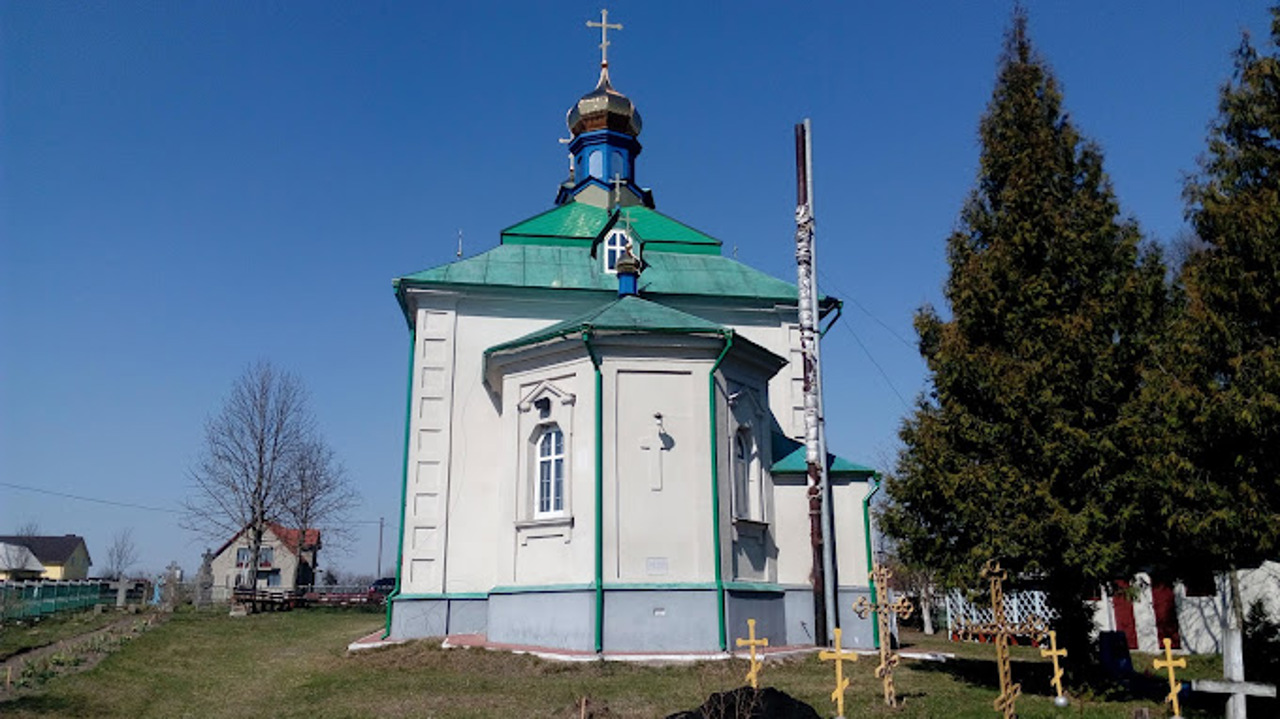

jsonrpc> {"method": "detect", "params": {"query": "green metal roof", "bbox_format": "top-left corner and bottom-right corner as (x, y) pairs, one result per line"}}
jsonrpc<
(770, 430), (875, 476)
(501, 203), (720, 249)
(396, 244), (800, 302)
(486, 295), (727, 355)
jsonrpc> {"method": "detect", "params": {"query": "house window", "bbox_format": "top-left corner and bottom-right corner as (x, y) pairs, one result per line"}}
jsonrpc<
(236, 548), (250, 567)
(259, 547), (274, 567)
(265, 570), (281, 588)
(536, 426), (565, 517)
(603, 230), (628, 273)
(732, 429), (759, 520)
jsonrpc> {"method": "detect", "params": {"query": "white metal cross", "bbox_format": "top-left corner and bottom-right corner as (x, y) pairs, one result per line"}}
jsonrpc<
(587, 9), (622, 68)
(610, 173), (626, 207)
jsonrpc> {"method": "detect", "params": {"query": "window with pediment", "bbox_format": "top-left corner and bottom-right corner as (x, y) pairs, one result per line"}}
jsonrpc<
(517, 379), (576, 530)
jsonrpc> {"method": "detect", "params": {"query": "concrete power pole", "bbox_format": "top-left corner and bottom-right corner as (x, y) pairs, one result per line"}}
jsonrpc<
(794, 119), (836, 646)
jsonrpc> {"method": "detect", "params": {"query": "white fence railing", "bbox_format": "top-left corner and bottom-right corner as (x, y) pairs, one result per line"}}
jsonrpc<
(945, 588), (1058, 634)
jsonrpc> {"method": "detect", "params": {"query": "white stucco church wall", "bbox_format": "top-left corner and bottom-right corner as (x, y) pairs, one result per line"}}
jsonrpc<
(384, 28), (878, 655)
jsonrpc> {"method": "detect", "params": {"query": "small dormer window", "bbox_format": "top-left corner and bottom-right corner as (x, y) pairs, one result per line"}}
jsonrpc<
(603, 229), (629, 273)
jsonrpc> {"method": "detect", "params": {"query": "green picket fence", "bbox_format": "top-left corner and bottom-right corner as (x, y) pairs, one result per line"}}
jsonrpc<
(0, 580), (112, 621)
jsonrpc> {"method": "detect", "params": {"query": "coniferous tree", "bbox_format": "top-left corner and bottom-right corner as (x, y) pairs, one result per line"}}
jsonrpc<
(880, 9), (1167, 666)
(1138, 9), (1280, 581)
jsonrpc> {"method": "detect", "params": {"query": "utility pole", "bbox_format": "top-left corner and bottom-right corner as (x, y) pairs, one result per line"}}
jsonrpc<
(795, 119), (835, 646)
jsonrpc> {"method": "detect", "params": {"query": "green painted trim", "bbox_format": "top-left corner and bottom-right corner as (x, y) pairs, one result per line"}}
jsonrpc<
(583, 331), (604, 655)
(384, 324), (417, 639)
(489, 583), (595, 595)
(392, 592), (488, 601)
(501, 235), (594, 247)
(603, 582), (716, 591)
(864, 473), (882, 648)
(636, 241), (723, 255)
(708, 331), (734, 651)
(724, 582), (787, 594)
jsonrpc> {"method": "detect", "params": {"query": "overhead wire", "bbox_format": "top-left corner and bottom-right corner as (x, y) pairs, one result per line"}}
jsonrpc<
(810, 270), (918, 412)
(0, 481), (180, 514)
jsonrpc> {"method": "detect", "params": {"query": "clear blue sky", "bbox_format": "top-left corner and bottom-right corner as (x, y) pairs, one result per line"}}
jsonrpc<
(1, 2), (1271, 578)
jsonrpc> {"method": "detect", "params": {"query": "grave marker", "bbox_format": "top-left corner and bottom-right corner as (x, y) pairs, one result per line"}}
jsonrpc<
(818, 626), (859, 718)
(955, 559), (1047, 719)
(735, 618), (768, 689)
(1152, 637), (1186, 718)
(1039, 629), (1069, 707)
(853, 563), (914, 707)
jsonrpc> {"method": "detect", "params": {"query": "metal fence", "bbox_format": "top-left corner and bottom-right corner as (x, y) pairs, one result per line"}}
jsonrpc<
(945, 588), (1059, 634)
(0, 580), (113, 621)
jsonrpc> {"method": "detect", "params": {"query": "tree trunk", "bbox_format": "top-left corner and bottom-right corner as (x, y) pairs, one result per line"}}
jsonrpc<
(921, 589), (935, 635)
(1043, 571), (1097, 683)
(1223, 569), (1246, 719)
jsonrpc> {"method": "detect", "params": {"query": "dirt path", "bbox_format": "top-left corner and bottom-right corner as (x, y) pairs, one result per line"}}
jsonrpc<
(0, 612), (167, 695)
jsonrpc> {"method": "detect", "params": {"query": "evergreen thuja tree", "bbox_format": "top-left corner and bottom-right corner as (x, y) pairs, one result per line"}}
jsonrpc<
(1140, 9), (1280, 586)
(880, 9), (1166, 668)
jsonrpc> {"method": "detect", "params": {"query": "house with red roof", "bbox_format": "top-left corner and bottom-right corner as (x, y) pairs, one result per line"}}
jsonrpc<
(208, 523), (320, 599)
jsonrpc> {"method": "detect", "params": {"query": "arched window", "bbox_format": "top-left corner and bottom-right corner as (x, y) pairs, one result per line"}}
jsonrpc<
(536, 426), (565, 517)
(611, 150), (626, 179)
(588, 150), (603, 179)
(733, 429), (756, 520)
(603, 230), (629, 273)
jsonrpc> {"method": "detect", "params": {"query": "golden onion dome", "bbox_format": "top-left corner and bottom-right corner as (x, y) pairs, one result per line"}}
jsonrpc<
(566, 67), (642, 137)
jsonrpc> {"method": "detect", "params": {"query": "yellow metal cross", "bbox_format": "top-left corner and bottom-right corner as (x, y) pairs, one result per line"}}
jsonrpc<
(736, 618), (769, 689)
(956, 560), (1048, 719)
(1154, 637), (1186, 717)
(586, 9), (622, 69)
(818, 627), (859, 718)
(1039, 630), (1068, 703)
(853, 563), (914, 707)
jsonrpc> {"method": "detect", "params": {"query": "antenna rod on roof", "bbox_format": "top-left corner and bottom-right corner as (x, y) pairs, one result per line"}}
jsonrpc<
(457, 229), (464, 259)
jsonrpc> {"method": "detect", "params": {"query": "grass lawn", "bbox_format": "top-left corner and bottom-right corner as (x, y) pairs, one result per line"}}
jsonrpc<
(0, 611), (128, 661)
(0, 609), (1239, 718)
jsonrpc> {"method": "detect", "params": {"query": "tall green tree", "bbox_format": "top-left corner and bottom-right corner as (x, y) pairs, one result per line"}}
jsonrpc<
(1138, 9), (1280, 582)
(880, 9), (1167, 665)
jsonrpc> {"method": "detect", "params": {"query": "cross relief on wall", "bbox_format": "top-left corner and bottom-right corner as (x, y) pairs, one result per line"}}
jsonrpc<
(638, 411), (675, 491)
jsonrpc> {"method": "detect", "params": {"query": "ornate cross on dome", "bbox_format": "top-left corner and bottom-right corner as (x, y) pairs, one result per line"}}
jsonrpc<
(587, 9), (622, 69)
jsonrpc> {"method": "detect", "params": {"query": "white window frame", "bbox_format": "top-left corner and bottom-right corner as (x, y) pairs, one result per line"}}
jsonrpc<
(603, 229), (629, 273)
(515, 379), (577, 542)
(727, 384), (770, 525)
(535, 425), (566, 518)
(732, 427), (760, 521)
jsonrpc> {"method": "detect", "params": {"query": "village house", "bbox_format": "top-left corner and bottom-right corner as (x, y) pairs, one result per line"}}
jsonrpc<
(0, 541), (45, 581)
(0, 534), (92, 580)
(208, 523), (320, 600)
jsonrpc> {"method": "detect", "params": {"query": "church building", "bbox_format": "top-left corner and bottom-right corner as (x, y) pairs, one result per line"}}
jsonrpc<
(386, 20), (877, 654)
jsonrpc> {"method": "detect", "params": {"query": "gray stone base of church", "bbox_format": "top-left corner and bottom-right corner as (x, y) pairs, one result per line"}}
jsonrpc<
(390, 585), (876, 653)
(388, 597), (487, 639)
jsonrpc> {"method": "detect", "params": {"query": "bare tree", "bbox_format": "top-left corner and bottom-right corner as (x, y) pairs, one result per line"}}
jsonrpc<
(14, 521), (41, 537)
(182, 361), (316, 590)
(103, 528), (140, 580)
(279, 438), (359, 587)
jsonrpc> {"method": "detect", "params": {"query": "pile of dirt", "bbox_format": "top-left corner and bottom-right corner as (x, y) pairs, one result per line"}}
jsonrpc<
(664, 686), (821, 719)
